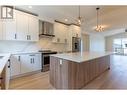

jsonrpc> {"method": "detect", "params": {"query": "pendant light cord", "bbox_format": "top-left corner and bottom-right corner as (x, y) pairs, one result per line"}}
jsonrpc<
(79, 6), (80, 18)
(96, 7), (100, 28)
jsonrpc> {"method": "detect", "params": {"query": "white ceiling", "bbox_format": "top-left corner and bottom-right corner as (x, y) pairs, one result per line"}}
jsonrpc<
(16, 6), (127, 36)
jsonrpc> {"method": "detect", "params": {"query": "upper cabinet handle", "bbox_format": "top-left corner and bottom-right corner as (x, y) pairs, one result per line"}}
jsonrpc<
(33, 58), (34, 63)
(15, 34), (17, 39)
(18, 56), (21, 61)
(30, 58), (32, 63)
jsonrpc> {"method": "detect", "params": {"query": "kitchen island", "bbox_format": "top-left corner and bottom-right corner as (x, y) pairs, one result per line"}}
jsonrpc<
(50, 52), (112, 89)
(0, 53), (11, 89)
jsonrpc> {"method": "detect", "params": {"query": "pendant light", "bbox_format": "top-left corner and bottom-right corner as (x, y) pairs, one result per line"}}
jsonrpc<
(78, 6), (81, 25)
(95, 7), (104, 32)
(77, 6), (83, 25)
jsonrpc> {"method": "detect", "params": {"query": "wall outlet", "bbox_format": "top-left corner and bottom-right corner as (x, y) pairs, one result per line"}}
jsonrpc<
(60, 59), (63, 65)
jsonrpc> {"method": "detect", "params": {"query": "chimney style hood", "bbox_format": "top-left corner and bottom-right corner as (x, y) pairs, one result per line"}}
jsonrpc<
(39, 20), (55, 37)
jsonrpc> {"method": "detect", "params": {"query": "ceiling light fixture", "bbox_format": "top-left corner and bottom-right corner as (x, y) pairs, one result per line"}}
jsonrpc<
(95, 7), (104, 32)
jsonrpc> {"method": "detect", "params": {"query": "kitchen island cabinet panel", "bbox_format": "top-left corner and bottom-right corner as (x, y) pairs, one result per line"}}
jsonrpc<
(50, 55), (110, 89)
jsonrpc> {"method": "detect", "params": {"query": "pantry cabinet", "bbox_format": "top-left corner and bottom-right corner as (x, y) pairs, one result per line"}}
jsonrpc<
(10, 53), (41, 77)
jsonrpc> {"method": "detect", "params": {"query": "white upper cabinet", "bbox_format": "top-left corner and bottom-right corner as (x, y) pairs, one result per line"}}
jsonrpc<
(3, 20), (17, 40)
(0, 9), (39, 41)
(53, 22), (69, 43)
(2, 10), (17, 40)
(0, 19), (3, 40)
(16, 10), (29, 41)
(28, 15), (39, 41)
(69, 25), (81, 38)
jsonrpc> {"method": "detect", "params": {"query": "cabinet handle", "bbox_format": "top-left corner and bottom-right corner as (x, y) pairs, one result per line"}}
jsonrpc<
(27, 35), (29, 40)
(30, 58), (32, 64)
(15, 34), (17, 39)
(8, 66), (10, 68)
(33, 58), (34, 63)
(29, 35), (31, 40)
(8, 59), (11, 68)
(18, 56), (20, 61)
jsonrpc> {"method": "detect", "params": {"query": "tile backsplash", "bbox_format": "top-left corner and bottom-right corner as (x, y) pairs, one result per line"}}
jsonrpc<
(0, 37), (68, 53)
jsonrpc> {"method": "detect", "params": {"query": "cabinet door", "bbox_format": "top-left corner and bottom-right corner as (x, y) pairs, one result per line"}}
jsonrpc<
(10, 55), (21, 77)
(32, 54), (41, 71)
(0, 20), (3, 40)
(20, 55), (33, 74)
(28, 16), (39, 41)
(16, 10), (28, 41)
(3, 19), (17, 40)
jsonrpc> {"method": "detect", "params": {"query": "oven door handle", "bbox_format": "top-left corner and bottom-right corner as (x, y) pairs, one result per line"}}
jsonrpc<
(43, 55), (50, 57)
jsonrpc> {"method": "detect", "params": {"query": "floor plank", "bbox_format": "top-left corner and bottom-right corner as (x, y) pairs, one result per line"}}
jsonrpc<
(10, 55), (127, 89)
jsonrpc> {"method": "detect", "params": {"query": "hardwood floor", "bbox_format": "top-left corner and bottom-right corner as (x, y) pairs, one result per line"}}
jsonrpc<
(10, 55), (127, 89)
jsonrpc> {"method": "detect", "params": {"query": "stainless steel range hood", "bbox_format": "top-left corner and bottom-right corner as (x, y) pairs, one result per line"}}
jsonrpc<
(39, 20), (55, 37)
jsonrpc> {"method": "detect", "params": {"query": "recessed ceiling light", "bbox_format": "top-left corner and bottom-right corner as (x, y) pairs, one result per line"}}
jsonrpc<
(65, 19), (68, 22)
(28, 6), (32, 9)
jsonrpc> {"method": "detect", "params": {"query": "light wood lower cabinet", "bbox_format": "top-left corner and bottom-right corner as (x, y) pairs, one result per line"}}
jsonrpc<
(50, 55), (110, 89)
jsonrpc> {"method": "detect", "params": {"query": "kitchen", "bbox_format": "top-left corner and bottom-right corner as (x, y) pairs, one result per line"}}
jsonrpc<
(0, 5), (127, 90)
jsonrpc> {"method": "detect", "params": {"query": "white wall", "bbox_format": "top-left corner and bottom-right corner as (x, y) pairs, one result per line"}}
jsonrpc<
(90, 34), (105, 52)
(81, 33), (89, 51)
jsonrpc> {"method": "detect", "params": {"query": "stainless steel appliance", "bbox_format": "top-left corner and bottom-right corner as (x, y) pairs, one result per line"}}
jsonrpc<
(39, 50), (57, 72)
(72, 37), (81, 52)
(39, 20), (55, 37)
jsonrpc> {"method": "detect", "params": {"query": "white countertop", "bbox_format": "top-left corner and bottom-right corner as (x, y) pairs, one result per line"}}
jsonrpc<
(11, 51), (41, 55)
(0, 53), (11, 74)
(51, 51), (113, 63)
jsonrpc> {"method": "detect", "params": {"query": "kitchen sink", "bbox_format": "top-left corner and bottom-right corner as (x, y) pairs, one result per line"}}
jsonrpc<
(0, 56), (4, 59)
